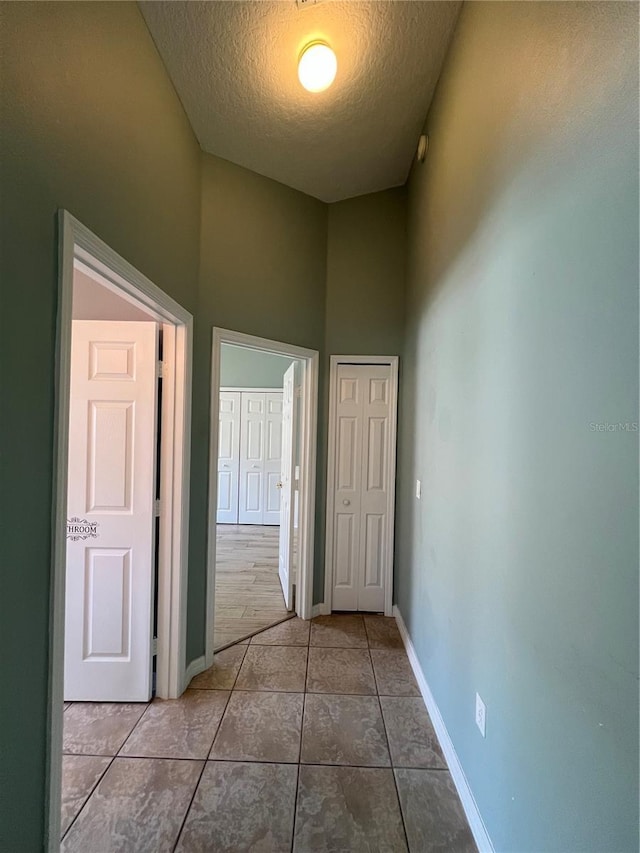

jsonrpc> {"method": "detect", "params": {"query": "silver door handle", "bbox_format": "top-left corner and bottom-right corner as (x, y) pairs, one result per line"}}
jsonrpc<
(343, 499), (350, 506)
(276, 482), (283, 489)
(223, 464), (230, 468)
(252, 465), (259, 469)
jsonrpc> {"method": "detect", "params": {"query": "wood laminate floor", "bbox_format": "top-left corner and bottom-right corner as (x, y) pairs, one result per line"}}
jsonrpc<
(213, 524), (289, 649)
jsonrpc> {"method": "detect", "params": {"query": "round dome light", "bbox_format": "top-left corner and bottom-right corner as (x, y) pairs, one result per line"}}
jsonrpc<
(298, 42), (337, 93)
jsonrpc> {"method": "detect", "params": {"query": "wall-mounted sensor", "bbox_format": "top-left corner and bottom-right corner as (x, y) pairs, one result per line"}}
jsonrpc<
(417, 134), (429, 162)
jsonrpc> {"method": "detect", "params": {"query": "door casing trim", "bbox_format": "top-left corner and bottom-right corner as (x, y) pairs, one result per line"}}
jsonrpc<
(324, 354), (399, 617)
(48, 210), (193, 850)
(206, 327), (319, 665)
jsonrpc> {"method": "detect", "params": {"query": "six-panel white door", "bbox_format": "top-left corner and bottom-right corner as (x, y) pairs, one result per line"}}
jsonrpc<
(238, 393), (266, 524)
(216, 392), (241, 523)
(278, 364), (298, 609)
(237, 392), (283, 525)
(65, 320), (158, 701)
(331, 364), (394, 612)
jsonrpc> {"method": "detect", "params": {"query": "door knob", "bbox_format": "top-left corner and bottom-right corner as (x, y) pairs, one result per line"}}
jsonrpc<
(252, 464), (259, 469)
(343, 499), (350, 506)
(276, 482), (283, 489)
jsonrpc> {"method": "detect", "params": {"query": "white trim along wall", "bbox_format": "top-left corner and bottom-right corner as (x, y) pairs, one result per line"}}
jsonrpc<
(394, 607), (495, 853)
(205, 327), (319, 667)
(48, 210), (193, 851)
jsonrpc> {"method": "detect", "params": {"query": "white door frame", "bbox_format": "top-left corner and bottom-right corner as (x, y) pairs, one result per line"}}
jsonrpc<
(323, 355), (399, 617)
(206, 328), (319, 664)
(47, 210), (193, 850)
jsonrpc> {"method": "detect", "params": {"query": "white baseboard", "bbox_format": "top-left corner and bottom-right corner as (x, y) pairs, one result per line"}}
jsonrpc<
(183, 654), (206, 692)
(393, 606), (495, 853)
(311, 603), (330, 617)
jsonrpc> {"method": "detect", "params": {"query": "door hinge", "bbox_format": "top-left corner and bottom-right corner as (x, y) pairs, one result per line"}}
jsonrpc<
(152, 637), (158, 656)
(156, 360), (164, 379)
(154, 499), (161, 517)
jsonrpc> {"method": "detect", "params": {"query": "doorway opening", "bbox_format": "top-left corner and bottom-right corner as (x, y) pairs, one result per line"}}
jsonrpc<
(205, 329), (318, 663)
(48, 211), (193, 849)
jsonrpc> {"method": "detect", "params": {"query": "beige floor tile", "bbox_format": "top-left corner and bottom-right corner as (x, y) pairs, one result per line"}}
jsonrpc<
(250, 616), (310, 646)
(120, 689), (229, 759)
(310, 614), (367, 647)
(371, 648), (421, 696)
(189, 645), (247, 690)
(395, 769), (477, 852)
(176, 761), (297, 853)
(235, 645), (308, 692)
(60, 755), (111, 837)
(301, 693), (390, 767)
(306, 647), (376, 695)
(364, 615), (404, 648)
(61, 757), (202, 853)
(63, 703), (147, 756)
(293, 765), (407, 852)
(211, 691), (303, 763)
(380, 696), (446, 768)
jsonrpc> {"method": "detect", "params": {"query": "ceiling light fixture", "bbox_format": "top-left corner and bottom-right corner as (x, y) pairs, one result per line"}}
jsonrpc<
(298, 41), (337, 93)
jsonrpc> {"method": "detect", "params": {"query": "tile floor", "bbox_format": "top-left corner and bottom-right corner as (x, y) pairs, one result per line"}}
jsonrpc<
(61, 614), (477, 852)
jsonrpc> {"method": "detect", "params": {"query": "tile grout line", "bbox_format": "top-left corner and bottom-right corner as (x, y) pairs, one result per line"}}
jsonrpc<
(290, 632), (311, 852)
(368, 637), (412, 853)
(171, 758), (208, 853)
(173, 657), (240, 853)
(59, 752), (116, 843)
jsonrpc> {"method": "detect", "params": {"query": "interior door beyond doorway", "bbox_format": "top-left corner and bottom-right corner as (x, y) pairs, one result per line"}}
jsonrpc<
(278, 362), (297, 610)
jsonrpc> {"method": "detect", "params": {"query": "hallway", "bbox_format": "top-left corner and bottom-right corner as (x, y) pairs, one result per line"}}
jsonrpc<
(60, 614), (476, 851)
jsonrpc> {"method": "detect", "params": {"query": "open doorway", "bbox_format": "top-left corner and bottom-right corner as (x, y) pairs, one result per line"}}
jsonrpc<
(205, 329), (318, 664)
(214, 344), (300, 647)
(48, 212), (193, 848)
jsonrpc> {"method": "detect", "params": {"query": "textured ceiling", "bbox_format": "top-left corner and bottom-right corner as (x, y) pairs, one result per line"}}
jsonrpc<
(139, 1), (461, 202)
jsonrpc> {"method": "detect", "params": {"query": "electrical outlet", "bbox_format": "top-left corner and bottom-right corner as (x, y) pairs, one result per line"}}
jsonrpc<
(475, 693), (486, 738)
(415, 479), (421, 499)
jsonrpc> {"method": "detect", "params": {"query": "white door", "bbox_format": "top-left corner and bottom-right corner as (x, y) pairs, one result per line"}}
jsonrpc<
(217, 392), (241, 524)
(65, 320), (158, 701)
(278, 364), (298, 609)
(238, 393), (266, 524)
(238, 391), (283, 525)
(263, 392), (284, 525)
(331, 363), (395, 612)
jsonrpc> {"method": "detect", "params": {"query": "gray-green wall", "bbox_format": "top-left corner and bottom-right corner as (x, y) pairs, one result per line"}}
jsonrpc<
(395, 3), (639, 851)
(219, 345), (293, 388)
(189, 153), (328, 658)
(326, 188), (407, 356)
(0, 4), (202, 849)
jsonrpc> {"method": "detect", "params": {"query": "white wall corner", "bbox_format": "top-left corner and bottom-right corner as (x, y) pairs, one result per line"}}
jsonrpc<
(393, 606), (495, 853)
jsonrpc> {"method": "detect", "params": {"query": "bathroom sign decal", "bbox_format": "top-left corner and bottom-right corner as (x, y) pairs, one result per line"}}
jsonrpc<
(66, 517), (99, 541)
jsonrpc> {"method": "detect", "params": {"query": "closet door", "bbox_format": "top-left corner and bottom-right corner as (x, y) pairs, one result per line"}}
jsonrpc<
(238, 393), (266, 524)
(331, 366), (365, 611)
(329, 362), (396, 613)
(356, 366), (392, 612)
(216, 392), (241, 524)
(263, 392), (283, 525)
